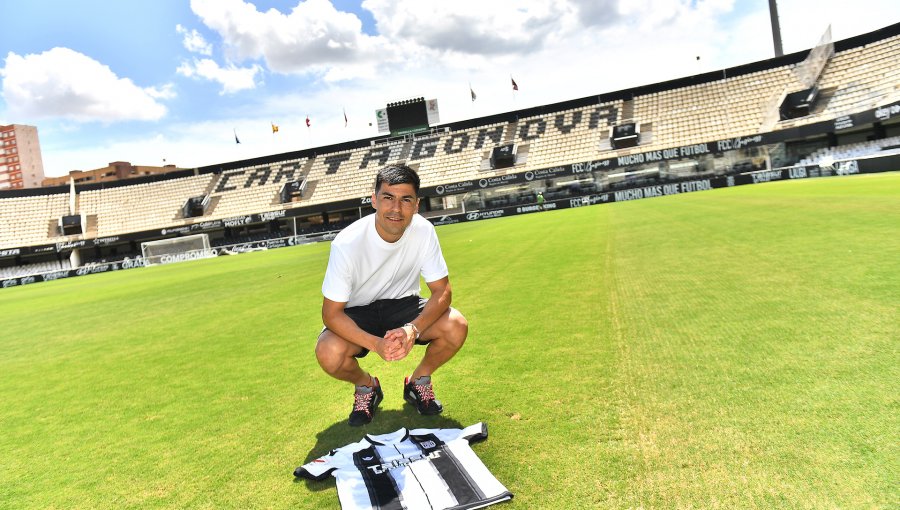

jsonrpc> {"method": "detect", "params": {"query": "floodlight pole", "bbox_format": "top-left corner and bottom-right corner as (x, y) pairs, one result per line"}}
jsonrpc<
(768, 0), (785, 57)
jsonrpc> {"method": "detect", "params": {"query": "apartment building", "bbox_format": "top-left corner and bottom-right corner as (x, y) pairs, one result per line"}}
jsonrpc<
(0, 124), (45, 189)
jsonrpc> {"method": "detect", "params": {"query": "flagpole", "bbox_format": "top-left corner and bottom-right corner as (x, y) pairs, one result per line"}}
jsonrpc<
(305, 114), (311, 148)
(271, 122), (277, 153)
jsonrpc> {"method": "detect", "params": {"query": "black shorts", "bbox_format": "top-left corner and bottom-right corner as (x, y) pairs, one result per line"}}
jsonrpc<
(329, 295), (431, 358)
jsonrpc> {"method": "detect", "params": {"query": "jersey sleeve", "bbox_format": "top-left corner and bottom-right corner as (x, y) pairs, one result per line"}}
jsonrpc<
(417, 422), (488, 445)
(420, 223), (449, 283)
(321, 242), (353, 303)
(294, 449), (339, 481)
(459, 422), (488, 443)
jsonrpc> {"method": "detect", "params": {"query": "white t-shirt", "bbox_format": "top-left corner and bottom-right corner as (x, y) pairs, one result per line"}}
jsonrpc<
(322, 214), (449, 308)
(295, 422), (513, 510)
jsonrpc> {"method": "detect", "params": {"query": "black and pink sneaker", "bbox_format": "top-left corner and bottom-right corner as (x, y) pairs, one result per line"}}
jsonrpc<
(348, 377), (383, 426)
(403, 375), (443, 415)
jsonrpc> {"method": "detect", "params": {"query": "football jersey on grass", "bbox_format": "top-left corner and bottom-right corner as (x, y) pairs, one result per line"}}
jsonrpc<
(296, 422), (512, 510)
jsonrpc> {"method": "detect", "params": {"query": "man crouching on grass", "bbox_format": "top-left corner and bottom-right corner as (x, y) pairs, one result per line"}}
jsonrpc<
(315, 164), (468, 426)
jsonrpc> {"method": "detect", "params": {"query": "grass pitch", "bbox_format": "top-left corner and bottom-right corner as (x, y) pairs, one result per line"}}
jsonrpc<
(1, 173), (897, 509)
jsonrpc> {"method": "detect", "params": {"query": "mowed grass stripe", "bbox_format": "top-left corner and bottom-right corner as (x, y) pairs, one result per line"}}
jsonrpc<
(0, 173), (896, 509)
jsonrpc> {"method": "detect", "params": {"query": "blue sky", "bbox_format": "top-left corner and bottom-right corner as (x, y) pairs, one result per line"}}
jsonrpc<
(1, 0), (898, 178)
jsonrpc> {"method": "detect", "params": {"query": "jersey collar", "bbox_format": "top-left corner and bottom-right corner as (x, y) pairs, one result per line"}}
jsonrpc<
(365, 427), (410, 446)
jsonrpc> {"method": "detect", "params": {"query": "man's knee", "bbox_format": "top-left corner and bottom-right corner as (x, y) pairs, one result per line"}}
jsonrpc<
(315, 331), (354, 374)
(452, 309), (468, 336)
(443, 309), (468, 349)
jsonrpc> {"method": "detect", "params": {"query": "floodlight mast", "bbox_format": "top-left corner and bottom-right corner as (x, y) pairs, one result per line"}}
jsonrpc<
(768, 0), (784, 57)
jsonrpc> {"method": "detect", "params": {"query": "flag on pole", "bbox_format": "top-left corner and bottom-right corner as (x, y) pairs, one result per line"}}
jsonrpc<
(470, 85), (477, 102)
(306, 115), (311, 128)
(234, 129), (240, 144)
(511, 77), (519, 91)
(344, 109), (348, 127)
(271, 122), (279, 133)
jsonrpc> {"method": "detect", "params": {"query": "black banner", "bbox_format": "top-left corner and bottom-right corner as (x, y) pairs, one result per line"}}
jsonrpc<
(1, 257), (148, 289)
(421, 160), (615, 196)
(425, 157), (896, 226)
(217, 234), (330, 254)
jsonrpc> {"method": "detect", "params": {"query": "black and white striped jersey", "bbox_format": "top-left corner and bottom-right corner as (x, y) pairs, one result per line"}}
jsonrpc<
(295, 422), (512, 510)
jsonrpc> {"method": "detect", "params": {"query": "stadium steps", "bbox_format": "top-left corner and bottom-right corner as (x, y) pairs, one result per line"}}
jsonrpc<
(203, 175), (221, 196)
(203, 196), (221, 216)
(84, 215), (98, 237)
(47, 219), (57, 238)
(639, 122), (654, 145)
(479, 152), (492, 171)
(622, 100), (635, 121)
(299, 175), (310, 199)
(514, 144), (529, 167)
(811, 87), (838, 115)
(301, 157), (315, 178)
(504, 121), (517, 143)
(399, 140), (413, 161)
(303, 180), (319, 199)
(172, 203), (188, 220)
(598, 129), (613, 152)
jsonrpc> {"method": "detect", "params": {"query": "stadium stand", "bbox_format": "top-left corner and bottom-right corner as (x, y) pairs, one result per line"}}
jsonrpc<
(1, 22), (899, 283)
(780, 33), (900, 128)
(796, 134), (900, 166)
(632, 66), (799, 148)
(0, 192), (70, 247)
(79, 174), (212, 237)
(203, 158), (307, 219)
(0, 259), (70, 279)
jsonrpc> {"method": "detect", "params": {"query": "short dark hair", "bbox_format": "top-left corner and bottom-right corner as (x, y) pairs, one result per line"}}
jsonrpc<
(375, 164), (420, 196)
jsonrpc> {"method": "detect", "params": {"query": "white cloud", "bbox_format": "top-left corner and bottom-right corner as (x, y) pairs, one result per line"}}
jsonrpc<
(190, 0), (397, 77)
(1, 48), (170, 122)
(145, 83), (177, 100)
(362, 0), (584, 55)
(176, 24), (213, 55)
(186, 0), (624, 81)
(177, 58), (262, 94)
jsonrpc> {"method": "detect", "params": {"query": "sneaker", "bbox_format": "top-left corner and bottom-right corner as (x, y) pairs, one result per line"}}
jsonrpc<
(348, 377), (383, 427)
(404, 375), (443, 415)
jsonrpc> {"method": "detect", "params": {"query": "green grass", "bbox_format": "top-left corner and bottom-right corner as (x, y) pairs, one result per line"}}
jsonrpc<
(1, 173), (898, 509)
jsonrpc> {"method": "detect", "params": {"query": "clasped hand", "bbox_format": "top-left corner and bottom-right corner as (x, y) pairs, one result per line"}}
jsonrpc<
(375, 326), (415, 361)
